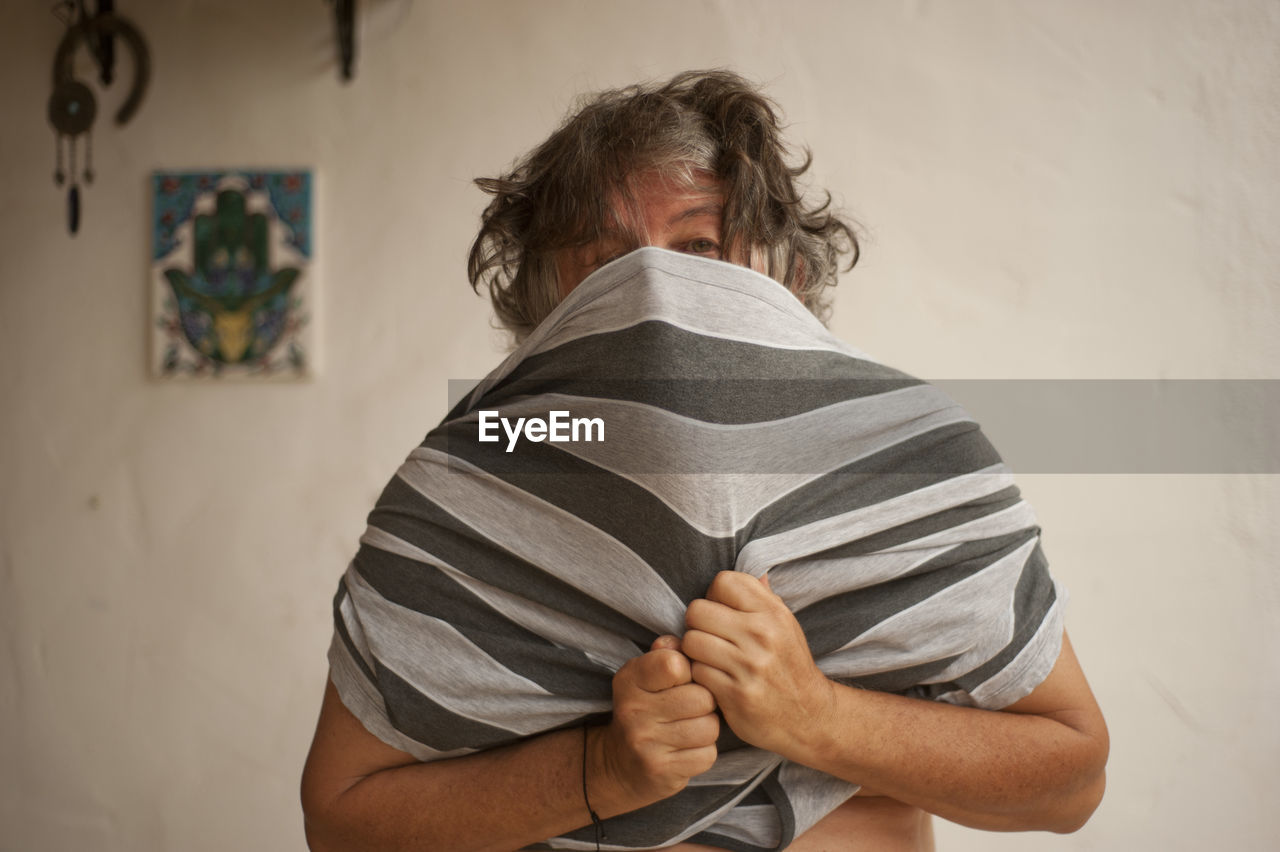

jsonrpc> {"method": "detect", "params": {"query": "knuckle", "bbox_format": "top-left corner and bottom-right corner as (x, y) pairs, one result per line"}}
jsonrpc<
(622, 724), (650, 756)
(709, 571), (734, 594)
(661, 650), (691, 682)
(632, 653), (667, 690)
(724, 682), (749, 707)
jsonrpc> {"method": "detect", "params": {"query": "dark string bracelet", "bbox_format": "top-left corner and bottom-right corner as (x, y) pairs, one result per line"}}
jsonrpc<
(581, 721), (606, 851)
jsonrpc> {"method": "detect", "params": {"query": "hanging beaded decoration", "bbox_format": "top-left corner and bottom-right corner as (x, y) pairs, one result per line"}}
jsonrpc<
(47, 1), (150, 236)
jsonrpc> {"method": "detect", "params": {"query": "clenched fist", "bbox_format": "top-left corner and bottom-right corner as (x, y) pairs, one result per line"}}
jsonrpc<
(593, 635), (721, 808)
(683, 571), (837, 756)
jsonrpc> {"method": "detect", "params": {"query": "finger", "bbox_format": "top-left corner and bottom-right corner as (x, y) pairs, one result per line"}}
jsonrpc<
(627, 647), (692, 693)
(650, 634), (682, 652)
(685, 598), (750, 643)
(660, 711), (720, 750)
(705, 571), (773, 612)
(657, 682), (718, 719)
(666, 743), (719, 780)
(681, 627), (742, 672)
(689, 660), (737, 694)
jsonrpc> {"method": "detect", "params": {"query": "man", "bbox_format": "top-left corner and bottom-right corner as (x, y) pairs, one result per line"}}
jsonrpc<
(301, 70), (1107, 850)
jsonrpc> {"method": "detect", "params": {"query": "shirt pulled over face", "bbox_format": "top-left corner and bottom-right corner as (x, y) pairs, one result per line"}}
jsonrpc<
(556, 170), (764, 299)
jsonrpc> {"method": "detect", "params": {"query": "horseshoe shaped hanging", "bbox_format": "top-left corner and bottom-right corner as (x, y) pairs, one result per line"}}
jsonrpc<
(48, 6), (151, 235)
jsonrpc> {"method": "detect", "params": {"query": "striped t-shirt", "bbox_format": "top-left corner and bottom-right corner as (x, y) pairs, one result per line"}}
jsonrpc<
(328, 247), (1065, 851)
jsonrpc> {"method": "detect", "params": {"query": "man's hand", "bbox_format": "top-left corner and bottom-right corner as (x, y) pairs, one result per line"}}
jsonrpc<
(594, 635), (721, 806)
(302, 638), (721, 852)
(682, 571), (836, 755)
(681, 571), (1108, 833)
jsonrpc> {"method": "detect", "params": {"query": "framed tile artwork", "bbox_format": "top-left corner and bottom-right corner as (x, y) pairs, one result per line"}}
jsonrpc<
(150, 170), (315, 379)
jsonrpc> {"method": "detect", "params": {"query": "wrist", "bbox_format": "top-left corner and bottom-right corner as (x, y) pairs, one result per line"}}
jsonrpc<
(584, 724), (654, 819)
(787, 675), (848, 766)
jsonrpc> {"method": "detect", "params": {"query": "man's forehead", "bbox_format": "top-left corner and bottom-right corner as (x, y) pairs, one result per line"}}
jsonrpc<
(554, 170), (725, 252)
(602, 199), (723, 231)
(612, 180), (723, 225)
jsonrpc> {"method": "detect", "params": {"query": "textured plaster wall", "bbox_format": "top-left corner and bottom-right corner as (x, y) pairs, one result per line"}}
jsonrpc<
(0, 1), (1276, 850)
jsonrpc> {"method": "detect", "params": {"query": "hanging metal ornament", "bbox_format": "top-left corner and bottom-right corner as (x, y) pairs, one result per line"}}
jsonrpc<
(47, 1), (150, 236)
(48, 79), (96, 233)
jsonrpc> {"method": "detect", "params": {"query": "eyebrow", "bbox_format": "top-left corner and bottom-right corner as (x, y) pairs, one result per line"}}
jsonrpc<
(583, 201), (724, 255)
(667, 203), (724, 226)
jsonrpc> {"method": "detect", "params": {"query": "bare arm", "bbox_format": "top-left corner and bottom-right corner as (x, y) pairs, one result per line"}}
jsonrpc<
(300, 638), (719, 851)
(683, 571), (1109, 834)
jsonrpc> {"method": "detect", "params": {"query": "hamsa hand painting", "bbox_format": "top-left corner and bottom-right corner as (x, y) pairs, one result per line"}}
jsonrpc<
(151, 171), (314, 379)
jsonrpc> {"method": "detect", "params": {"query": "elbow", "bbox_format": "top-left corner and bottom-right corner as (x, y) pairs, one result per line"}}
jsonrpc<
(1048, 766), (1106, 834)
(301, 790), (352, 852)
(302, 818), (333, 852)
(300, 786), (332, 851)
(992, 723), (1108, 834)
(1047, 726), (1109, 834)
(980, 765), (1105, 834)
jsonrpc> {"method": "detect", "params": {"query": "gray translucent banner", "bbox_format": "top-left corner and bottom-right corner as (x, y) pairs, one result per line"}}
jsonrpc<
(448, 379), (1280, 474)
(932, 380), (1279, 473)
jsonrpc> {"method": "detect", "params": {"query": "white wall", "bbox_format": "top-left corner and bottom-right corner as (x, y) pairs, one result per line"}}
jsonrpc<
(1, 1), (1276, 849)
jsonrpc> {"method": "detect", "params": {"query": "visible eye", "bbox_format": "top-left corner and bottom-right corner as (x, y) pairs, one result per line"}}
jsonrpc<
(684, 238), (720, 257)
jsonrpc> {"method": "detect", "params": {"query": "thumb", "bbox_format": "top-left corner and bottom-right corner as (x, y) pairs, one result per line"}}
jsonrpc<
(759, 573), (772, 591)
(650, 634), (681, 652)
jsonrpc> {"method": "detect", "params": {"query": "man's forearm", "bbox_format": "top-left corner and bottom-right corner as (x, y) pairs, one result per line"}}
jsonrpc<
(302, 681), (644, 852)
(305, 721), (595, 852)
(790, 680), (1107, 833)
(303, 642), (721, 852)
(310, 730), (552, 851)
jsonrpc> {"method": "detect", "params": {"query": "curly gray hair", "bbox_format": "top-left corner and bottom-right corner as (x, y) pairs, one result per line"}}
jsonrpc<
(467, 69), (860, 341)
